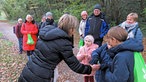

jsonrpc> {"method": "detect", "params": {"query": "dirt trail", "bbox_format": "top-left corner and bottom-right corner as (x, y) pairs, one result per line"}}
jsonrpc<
(0, 22), (19, 53)
(0, 22), (17, 43)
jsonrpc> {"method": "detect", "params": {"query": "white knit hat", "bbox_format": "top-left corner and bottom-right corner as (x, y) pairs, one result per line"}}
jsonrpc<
(84, 35), (94, 43)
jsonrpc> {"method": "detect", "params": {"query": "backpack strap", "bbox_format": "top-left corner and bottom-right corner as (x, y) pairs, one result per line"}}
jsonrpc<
(134, 26), (139, 38)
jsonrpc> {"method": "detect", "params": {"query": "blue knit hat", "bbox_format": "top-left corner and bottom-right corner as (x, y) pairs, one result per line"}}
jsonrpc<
(94, 4), (101, 10)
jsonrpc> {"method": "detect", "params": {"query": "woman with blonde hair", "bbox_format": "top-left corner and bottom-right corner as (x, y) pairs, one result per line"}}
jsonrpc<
(18, 14), (100, 82)
(119, 13), (143, 43)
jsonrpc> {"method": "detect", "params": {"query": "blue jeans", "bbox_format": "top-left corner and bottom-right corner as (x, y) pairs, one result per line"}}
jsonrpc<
(27, 55), (31, 61)
(18, 38), (23, 53)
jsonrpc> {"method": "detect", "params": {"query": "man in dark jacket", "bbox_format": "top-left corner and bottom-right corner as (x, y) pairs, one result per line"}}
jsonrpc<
(85, 4), (109, 47)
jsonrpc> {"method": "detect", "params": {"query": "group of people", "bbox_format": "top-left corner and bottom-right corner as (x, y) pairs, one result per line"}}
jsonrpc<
(14, 12), (56, 59)
(77, 3), (143, 82)
(14, 3), (144, 82)
(14, 14), (38, 60)
(78, 4), (109, 48)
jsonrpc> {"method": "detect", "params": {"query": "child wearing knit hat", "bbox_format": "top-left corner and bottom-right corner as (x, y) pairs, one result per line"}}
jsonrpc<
(76, 35), (99, 82)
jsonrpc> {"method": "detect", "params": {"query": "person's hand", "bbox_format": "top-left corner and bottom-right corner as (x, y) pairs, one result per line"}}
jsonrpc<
(90, 64), (100, 75)
(91, 64), (100, 71)
(83, 54), (88, 57)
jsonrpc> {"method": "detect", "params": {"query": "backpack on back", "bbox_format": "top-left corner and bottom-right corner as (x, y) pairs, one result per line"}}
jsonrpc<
(13, 26), (16, 33)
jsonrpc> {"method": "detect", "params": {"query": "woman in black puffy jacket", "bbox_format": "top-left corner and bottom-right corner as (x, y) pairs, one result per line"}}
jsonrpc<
(18, 14), (100, 82)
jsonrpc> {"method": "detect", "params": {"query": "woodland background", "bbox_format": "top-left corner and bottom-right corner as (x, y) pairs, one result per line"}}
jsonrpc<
(0, 0), (146, 33)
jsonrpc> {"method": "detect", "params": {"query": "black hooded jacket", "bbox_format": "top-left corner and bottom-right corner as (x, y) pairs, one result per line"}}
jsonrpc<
(18, 25), (92, 82)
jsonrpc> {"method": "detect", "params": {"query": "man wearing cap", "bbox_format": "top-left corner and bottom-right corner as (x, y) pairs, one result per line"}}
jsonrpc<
(40, 12), (56, 29)
(85, 4), (109, 47)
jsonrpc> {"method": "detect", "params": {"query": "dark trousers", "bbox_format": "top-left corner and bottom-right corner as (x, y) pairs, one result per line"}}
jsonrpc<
(27, 50), (33, 61)
(84, 76), (94, 82)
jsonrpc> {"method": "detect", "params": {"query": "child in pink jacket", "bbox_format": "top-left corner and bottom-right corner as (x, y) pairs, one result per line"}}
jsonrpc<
(77, 35), (98, 82)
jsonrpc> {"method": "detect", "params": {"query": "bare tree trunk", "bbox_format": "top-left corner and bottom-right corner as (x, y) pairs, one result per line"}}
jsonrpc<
(47, 0), (51, 11)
